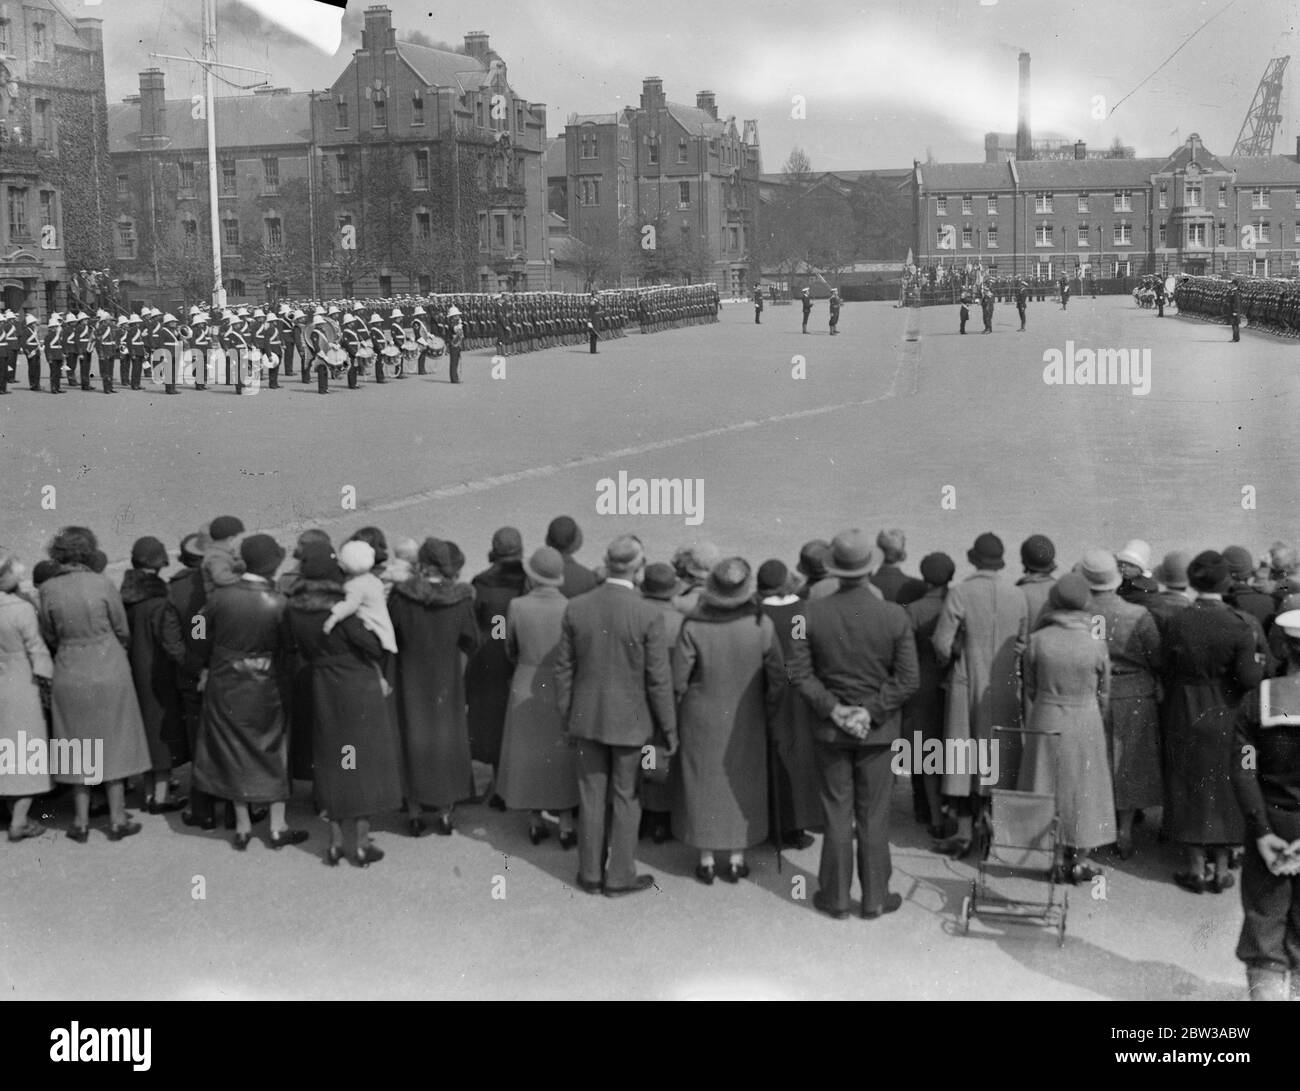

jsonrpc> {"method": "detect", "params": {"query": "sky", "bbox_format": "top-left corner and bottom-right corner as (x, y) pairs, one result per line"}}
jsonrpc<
(84, 0), (1300, 172)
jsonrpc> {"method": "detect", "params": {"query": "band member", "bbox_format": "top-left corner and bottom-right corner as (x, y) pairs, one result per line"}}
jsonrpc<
(0, 309), (16, 394)
(21, 314), (42, 391)
(190, 312), (212, 391)
(339, 313), (364, 391)
(1058, 273), (1070, 310)
(43, 313), (67, 394)
(1015, 278), (1029, 332)
(252, 309), (280, 390)
(1154, 277), (1166, 318)
(67, 312), (91, 390)
(447, 306), (464, 384)
(126, 313), (147, 391)
(220, 310), (251, 394)
(410, 305), (433, 375)
(1229, 278), (1242, 342)
(156, 313), (183, 395)
(307, 313), (332, 395)
(367, 311), (388, 384)
(94, 313), (120, 394)
(276, 304), (296, 377)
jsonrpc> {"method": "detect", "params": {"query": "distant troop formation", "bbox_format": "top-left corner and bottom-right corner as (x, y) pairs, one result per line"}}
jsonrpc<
(0, 284), (721, 399)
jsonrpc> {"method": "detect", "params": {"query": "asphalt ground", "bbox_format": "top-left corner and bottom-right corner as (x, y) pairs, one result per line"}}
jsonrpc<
(2, 293), (1289, 999)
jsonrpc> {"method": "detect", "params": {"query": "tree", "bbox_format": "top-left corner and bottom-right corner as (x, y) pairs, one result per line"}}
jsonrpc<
(568, 217), (624, 290)
(154, 230), (212, 309)
(846, 174), (911, 260)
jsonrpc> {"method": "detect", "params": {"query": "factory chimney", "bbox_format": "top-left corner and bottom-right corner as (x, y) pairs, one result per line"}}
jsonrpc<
(1016, 51), (1032, 161)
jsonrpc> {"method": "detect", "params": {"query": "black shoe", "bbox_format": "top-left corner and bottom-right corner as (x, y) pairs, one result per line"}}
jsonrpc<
(650, 822), (671, 845)
(1173, 870), (1207, 894)
(558, 830), (577, 850)
(781, 830), (815, 850)
(66, 825), (90, 844)
(407, 817), (426, 838)
(528, 824), (550, 846)
(106, 821), (143, 842)
(325, 845), (344, 867)
(575, 875), (603, 895)
(604, 874), (655, 898)
(434, 814), (454, 836)
(1210, 870), (1235, 894)
(147, 797), (187, 815)
(488, 794), (506, 811)
(181, 811), (217, 831)
(862, 892), (903, 919)
(813, 891), (850, 920)
(354, 844), (384, 868)
(720, 862), (750, 883)
(694, 863), (716, 885)
(232, 832), (253, 851)
(269, 828), (309, 849)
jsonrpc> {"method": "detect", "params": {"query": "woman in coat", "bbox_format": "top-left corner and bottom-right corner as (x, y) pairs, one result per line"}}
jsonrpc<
(465, 527), (527, 791)
(0, 549), (53, 841)
(390, 537), (481, 836)
(121, 536), (188, 814)
(757, 559), (821, 847)
(38, 527), (150, 842)
(672, 557), (786, 884)
(193, 534), (307, 851)
(1162, 551), (1264, 893)
(283, 542), (402, 866)
(169, 532), (217, 828)
(497, 547), (578, 846)
(1018, 573), (1115, 884)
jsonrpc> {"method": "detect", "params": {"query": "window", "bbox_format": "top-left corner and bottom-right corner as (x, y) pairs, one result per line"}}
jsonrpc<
(1034, 222), (1052, 246)
(1112, 260), (1131, 278)
(961, 195), (972, 215)
(1252, 219), (1271, 243)
(7, 187), (28, 240)
(1113, 221), (1132, 244)
(1219, 183), (1228, 207)
(412, 94), (424, 125)
(678, 138), (688, 164)
(516, 103), (524, 133)
(336, 155), (351, 191)
(1077, 222), (1089, 246)
(1035, 261), (1052, 279)
(223, 216), (239, 248)
(116, 219), (136, 259)
(262, 157), (279, 194)
(379, 276), (392, 296)
(1158, 185), (1167, 209)
(32, 22), (46, 60)
(414, 150), (429, 188)
(1077, 193), (1089, 214)
(475, 98), (484, 127)
(986, 225), (998, 248)
(512, 214), (523, 249)
(1252, 187), (1270, 209)
(1034, 191), (1053, 213)
(1294, 222), (1300, 244)
(1217, 221), (1226, 246)
(728, 225), (739, 251)
(961, 225), (972, 248)
(935, 228), (948, 247)
(579, 178), (600, 206)
(1188, 222), (1206, 247)
(39, 190), (53, 232)
(226, 278), (245, 298)
(936, 195), (947, 215)
(987, 195), (998, 215)
(178, 160), (195, 195)
(116, 175), (128, 200)
(1158, 221), (1167, 246)
(494, 214), (506, 246)
(336, 98), (348, 128)
(1114, 190), (1132, 211)
(264, 216), (282, 248)
(221, 159), (236, 194)
(182, 218), (198, 239)
(478, 212), (488, 250)
(678, 181), (690, 207)
(373, 95), (387, 128)
(648, 140), (659, 165)
(0, 19), (8, 54)
(34, 99), (51, 149)
(416, 211), (431, 239)
(1253, 258), (1269, 276)
(1185, 182), (1202, 207)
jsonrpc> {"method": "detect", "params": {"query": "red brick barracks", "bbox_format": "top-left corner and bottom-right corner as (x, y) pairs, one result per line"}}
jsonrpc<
(912, 134), (1300, 281)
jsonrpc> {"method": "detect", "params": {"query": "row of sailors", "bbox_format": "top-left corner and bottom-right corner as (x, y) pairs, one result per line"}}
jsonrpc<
(635, 284), (721, 333)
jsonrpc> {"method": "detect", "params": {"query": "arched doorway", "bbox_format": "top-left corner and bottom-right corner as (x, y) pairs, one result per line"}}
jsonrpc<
(1, 284), (26, 313)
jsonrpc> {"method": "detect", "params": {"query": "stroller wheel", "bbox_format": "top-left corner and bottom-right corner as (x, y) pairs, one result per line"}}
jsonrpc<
(959, 895), (972, 936)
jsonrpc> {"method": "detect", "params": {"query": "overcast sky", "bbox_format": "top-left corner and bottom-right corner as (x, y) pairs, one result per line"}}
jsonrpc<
(90, 0), (1299, 171)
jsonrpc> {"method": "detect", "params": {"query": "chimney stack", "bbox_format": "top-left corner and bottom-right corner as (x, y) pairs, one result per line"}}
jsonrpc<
(696, 90), (717, 119)
(641, 77), (665, 112)
(139, 68), (166, 145)
(1295, 134), (1300, 163)
(1074, 140), (1086, 160)
(464, 31), (491, 62)
(1015, 51), (1032, 161)
(362, 5), (395, 51)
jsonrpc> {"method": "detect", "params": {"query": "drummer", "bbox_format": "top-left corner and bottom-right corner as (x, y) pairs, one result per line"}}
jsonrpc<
(367, 310), (389, 384)
(252, 308), (281, 390)
(306, 312), (333, 396)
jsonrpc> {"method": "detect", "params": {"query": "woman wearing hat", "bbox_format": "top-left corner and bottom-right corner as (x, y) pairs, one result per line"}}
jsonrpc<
(672, 557), (786, 883)
(1019, 573), (1115, 883)
(38, 527), (151, 841)
(1162, 551), (1264, 893)
(193, 534), (307, 850)
(390, 538), (481, 836)
(0, 549), (53, 841)
(670, 541), (721, 615)
(170, 532), (217, 828)
(757, 558), (821, 848)
(283, 542), (402, 866)
(120, 536), (189, 815)
(497, 547), (579, 846)
(466, 528), (528, 802)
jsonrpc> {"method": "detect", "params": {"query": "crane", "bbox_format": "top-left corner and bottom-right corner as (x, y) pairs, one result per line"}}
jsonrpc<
(1232, 56), (1289, 156)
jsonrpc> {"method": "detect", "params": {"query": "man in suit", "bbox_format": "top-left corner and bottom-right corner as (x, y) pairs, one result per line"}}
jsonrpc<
(555, 535), (677, 897)
(788, 529), (919, 920)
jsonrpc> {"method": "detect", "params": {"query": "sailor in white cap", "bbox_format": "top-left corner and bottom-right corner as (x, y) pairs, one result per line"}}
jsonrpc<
(42, 313), (67, 394)
(92, 309), (120, 394)
(0, 308), (16, 394)
(68, 311), (93, 391)
(447, 304), (465, 384)
(125, 312), (147, 390)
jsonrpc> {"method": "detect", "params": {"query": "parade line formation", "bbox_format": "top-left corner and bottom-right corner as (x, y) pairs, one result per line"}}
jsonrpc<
(0, 284), (723, 396)
(2, 507), (1300, 1001)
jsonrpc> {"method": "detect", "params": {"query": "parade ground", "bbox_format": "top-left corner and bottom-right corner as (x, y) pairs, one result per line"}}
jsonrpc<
(2, 294), (1292, 1000)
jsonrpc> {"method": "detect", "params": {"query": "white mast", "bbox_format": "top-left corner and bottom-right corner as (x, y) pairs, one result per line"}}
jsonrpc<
(203, 0), (223, 308)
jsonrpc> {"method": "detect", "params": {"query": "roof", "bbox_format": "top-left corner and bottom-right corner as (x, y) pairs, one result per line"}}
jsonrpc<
(1016, 158), (1161, 188)
(664, 102), (726, 138)
(918, 162), (1013, 190)
(108, 93), (312, 154)
(569, 113), (620, 126)
(394, 40), (487, 93)
(1222, 155), (1300, 184)
(546, 137), (566, 179)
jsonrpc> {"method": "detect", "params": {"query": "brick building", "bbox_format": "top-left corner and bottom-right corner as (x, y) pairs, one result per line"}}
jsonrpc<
(0, 0), (112, 317)
(912, 134), (1300, 280)
(558, 78), (761, 293)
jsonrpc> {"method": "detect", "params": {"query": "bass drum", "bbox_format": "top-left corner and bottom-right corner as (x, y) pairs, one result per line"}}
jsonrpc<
(383, 354), (404, 379)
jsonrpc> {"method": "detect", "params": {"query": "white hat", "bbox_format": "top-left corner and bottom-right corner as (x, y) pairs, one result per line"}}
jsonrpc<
(222, 309), (235, 321)
(368, 312), (383, 324)
(311, 313), (326, 324)
(25, 314), (37, 324)
(1115, 539), (1153, 575)
(327, 304), (340, 316)
(48, 315), (62, 326)
(77, 312), (89, 321)
(163, 313), (177, 322)
(338, 540), (376, 576)
(1275, 610), (1300, 638)
(292, 309), (305, 319)
(189, 304), (201, 315)
(96, 309), (109, 319)
(128, 313), (142, 323)
(342, 313), (358, 324)
(116, 315), (128, 325)
(236, 306), (249, 316)
(192, 313), (208, 324)
(447, 305), (461, 316)
(252, 308), (265, 318)
(2, 309), (14, 319)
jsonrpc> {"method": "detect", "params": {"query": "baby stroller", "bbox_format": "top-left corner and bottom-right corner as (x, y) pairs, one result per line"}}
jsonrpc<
(959, 727), (1068, 946)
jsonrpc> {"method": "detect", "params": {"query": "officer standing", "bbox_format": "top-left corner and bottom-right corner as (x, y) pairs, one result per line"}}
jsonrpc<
(801, 287), (813, 333)
(1014, 277), (1029, 332)
(753, 284), (764, 325)
(958, 291), (971, 335)
(1154, 276), (1166, 318)
(1057, 273), (1070, 310)
(1229, 278), (1242, 342)
(828, 288), (841, 335)
(447, 304), (464, 384)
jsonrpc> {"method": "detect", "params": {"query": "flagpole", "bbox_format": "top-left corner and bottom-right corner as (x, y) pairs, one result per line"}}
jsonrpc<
(204, 0), (223, 308)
